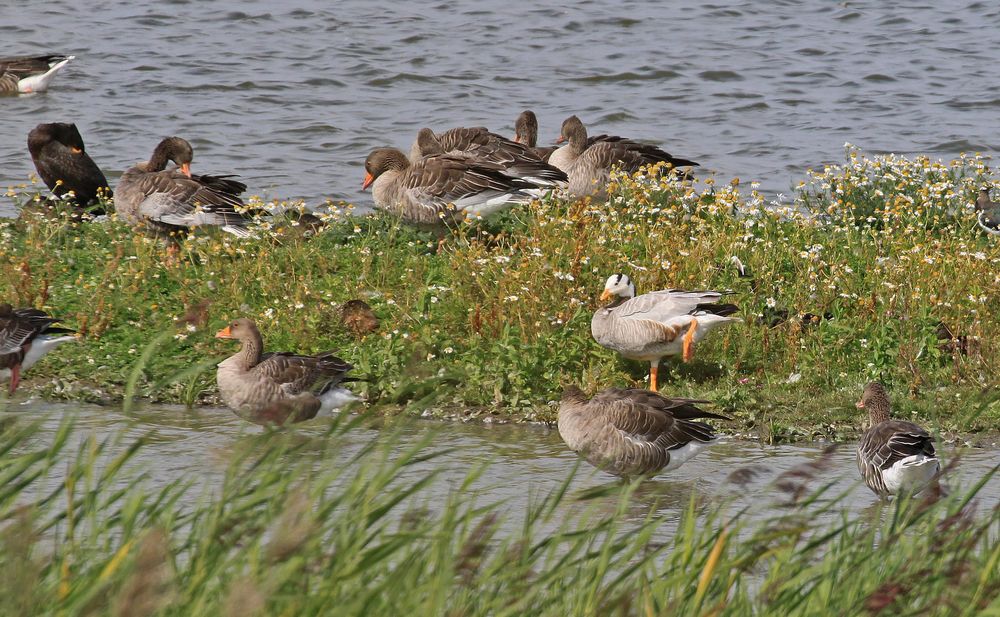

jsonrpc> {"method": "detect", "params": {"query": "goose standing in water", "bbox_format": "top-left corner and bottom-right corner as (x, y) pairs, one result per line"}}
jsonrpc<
(215, 318), (356, 425)
(549, 115), (698, 198)
(115, 137), (252, 241)
(558, 385), (727, 479)
(0, 304), (76, 394)
(592, 274), (740, 391)
(975, 188), (1000, 235)
(0, 54), (74, 94)
(856, 382), (940, 498)
(362, 147), (546, 225)
(409, 127), (566, 188)
(27, 122), (111, 212)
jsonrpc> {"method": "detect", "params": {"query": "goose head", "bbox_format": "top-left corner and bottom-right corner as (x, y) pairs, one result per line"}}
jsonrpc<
(28, 122), (86, 155)
(555, 115), (587, 147)
(856, 381), (891, 423)
(363, 147), (410, 190)
(215, 317), (261, 343)
(148, 136), (194, 176)
(599, 274), (636, 303)
(514, 110), (538, 147)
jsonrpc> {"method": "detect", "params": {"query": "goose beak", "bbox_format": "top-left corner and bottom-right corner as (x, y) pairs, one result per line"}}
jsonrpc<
(362, 172), (374, 190)
(215, 326), (232, 339)
(599, 290), (613, 302)
(855, 399), (865, 409)
(71, 147), (83, 154)
(555, 135), (566, 144)
(180, 163), (192, 178)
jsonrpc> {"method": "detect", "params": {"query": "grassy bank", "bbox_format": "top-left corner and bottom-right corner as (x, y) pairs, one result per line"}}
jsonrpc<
(1, 146), (999, 440)
(0, 417), (997, 615)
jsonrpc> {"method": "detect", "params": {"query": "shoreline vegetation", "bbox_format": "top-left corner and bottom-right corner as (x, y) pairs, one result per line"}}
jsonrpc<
(2, 146), (998, 443)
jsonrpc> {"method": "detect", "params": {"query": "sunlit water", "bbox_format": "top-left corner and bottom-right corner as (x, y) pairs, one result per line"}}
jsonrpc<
(4, 0), (1000, 215)
(12, 401), (1000, 539)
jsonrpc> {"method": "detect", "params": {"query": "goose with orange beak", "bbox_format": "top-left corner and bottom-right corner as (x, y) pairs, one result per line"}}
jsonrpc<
(591, 274), (740, 392)
(215, 318), (357, 425)
(27, 122), (111, 212)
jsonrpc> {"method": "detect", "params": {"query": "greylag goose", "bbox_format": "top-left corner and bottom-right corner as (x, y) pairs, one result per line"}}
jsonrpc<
(592, 274), (740, 391)
(215, 318), (356, 425)
(548, 115), (698, 198)
(27, 122), (111, 212)
(362, 147), (545, 225)
(0, 304), (76, 394)
(856, 382), (940, 498)
(975, 188), (1000, 235)
(512, 110), (557, 163)
(0, 54), (74, 94)
(558, 385), (727, 479)
(115, 137), (252, 240)
(409, 128), (567, 188)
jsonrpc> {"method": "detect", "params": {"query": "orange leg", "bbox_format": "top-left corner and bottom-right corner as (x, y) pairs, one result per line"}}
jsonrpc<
(682, 318), (699, 362)
(649, 362), (659, 392)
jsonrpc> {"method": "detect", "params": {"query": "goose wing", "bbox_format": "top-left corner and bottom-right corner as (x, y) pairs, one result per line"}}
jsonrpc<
(615, 289), (726, 322)
(252, 351), (353, 395)
(436, 127), (566, 185)
(858, 420), (936, 471)
(591, 388), (724, 449)
(0, 55), (70, 76)
(403, 155), (537, 211)
(582, 136), (698, 172)
(133, 169), (250, 230)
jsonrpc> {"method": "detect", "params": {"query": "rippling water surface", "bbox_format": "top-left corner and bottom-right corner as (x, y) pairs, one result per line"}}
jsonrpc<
(3, 0), (1000, 215)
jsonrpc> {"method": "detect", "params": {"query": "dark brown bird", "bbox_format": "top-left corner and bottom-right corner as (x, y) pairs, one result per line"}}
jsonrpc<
(27, 122), (111, 212)
(855, 382), (939, 498)
(340, 300), (379, 337)
(215, 318), (356, 425)
(0, 304), (76, 394)
(512, 110), (557, 163)
(115, 137), (252, 240)
(549, 115), (698, 198)
(975, 188), (1000, 235)
(558, 385), (727, 478)
(0, 54), (74, 94)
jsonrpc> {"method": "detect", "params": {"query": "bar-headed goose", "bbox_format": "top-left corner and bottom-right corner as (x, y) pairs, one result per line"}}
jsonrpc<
(558, 385), (727, 479)
(0, 54), (74, 94)
(0, 304), (76, 394)
(27, 122), (111, 212)
(362, 147), (546, 225)
(591, 274), (740, 391)
(856, 382), (939, 498)
(115, 137), (252, 240)
(549, 115), (698, 197)
(409, 127), (566, 188)
(215, 318), (356, 425)
(975, 188), (1000, 235)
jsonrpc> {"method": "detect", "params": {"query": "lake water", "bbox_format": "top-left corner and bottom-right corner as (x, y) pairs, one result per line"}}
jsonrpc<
(3, 0), (1000, 215)
(12, 401), (1000, 538)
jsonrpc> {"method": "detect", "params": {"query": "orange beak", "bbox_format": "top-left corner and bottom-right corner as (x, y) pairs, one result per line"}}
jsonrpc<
(362, 172), (374, 190)
(180, 162), (192, 178)
(555, 135), (566, 144)
(71, 147), (83, 154)
(855, 399), (865, 409)
(215, 326), (232, 339)
(599, 290), (613, 302)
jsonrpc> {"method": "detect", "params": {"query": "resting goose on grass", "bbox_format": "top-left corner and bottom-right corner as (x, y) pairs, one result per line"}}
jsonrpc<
(115, 137), (252, 241)
(409, 127), (566, 188)
(27, 122), (111, 212)
(592, 274), (740, 391)
(215, 318), (357, 425)
(856, 382), (940, 499)
(0, 54), (74, 94)
(0, 304), (76, 394)
(558, 385), (727, 479)
(975, 188), (1000, 235)
(362, 147), (546, 225)
(549, 115), (698, 198)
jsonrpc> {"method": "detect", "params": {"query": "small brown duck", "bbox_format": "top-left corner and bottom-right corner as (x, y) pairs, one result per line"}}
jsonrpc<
(340, 300), (379, 338)
(0, 304), (76, 394)
(558, 385), (727, 479)
(856, 382), (939, 498)
(215, 318), (356, 425)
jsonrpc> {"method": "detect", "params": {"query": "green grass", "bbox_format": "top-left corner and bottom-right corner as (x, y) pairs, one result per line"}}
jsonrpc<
(0, 416), (997, 615)
(1, 146), (999, 440)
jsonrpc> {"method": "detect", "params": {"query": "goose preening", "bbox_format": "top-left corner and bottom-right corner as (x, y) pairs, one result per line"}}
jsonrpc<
(0, 54), (74, 94)
(27, 122), (111, 212)
(592, 274), (740, 391)
(549, 115), (699, 198)
(362, 147), (547, 225)
(558, 385), (728, 479)
(115, 137), (252, 240)
(409, 127), (567, 188)
(0, 304), (76, 394)
(215, 318), (357, 425)
(856, 382), (940, 498)
(975, 188), (1000, 235)
(512, 110), (557, 163)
